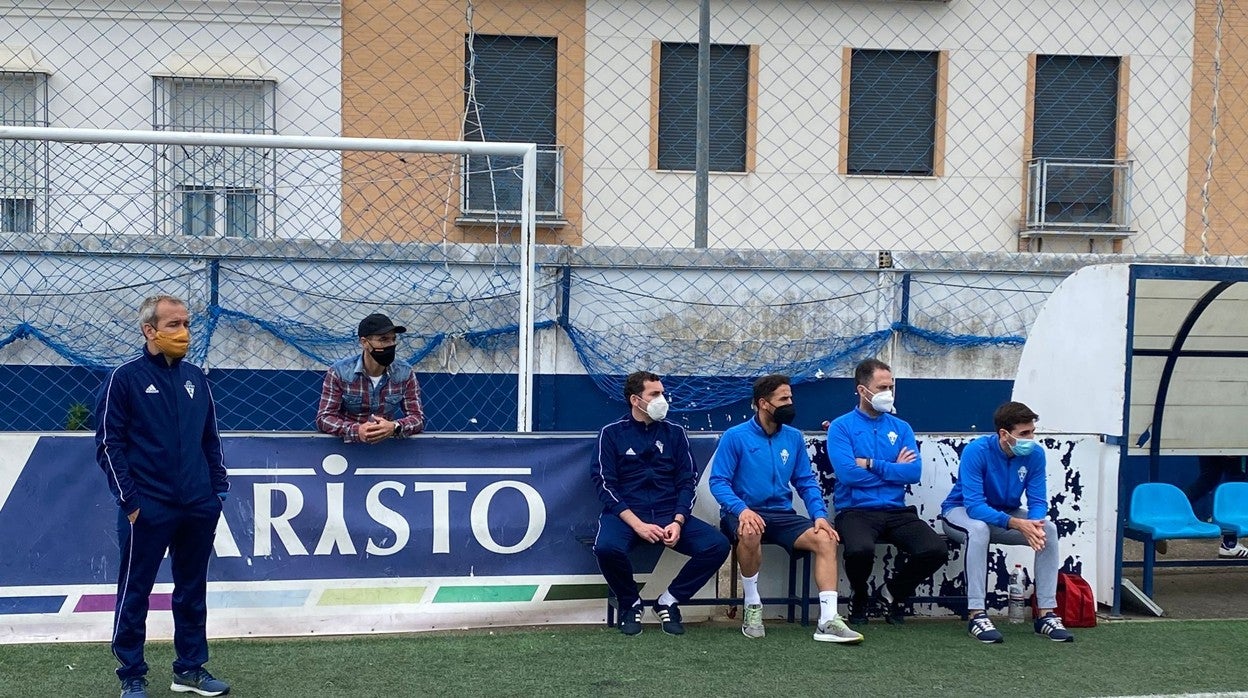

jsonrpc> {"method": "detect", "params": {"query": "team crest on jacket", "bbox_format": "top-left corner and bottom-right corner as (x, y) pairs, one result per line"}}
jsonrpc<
(780, 448), (790, 465)
(1017, 465), (1026, 482)
(655, 440), (664, 454)
(888, 431), (898, 445)
(184, 380), (195, 398)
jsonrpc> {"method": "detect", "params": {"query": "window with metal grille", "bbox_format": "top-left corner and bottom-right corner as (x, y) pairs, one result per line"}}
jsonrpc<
(847, 49), (938, 176)
(462, 35), (563, 221)
(0, 71), (48, 234)
(657, 43), (749, 172)
(153, 76), (275, 237)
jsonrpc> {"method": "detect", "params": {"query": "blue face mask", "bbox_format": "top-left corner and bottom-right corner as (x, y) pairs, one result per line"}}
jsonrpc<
(1010, 436), (1037, 457)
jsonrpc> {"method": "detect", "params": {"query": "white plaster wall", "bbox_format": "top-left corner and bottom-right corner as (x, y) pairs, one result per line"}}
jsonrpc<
(583, 0), (1194, 253)
(1, 0), (343, 240)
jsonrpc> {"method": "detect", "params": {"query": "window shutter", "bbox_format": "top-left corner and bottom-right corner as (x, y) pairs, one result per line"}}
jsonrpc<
(848, 49), (937, 175)
(1033, 55), (1118, 160)
(657, 43), (748, 172)
(465, 36), (556, 144)
(464, 35), (558, 215)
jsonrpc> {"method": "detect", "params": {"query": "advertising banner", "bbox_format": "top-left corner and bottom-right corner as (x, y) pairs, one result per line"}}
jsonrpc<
(0, 432), (1102, 643)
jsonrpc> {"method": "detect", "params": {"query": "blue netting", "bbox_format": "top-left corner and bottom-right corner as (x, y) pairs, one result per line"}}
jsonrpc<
(0, 243), (553, 431)
(562, 266), (894, 411)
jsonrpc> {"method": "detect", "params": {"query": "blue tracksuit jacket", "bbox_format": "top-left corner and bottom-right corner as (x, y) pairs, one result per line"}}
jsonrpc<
(941, 433), (1048, 528)
(591, 415), (697, 519)
(827, 407), (921, 511)
(708, 416), (827, 519)
(95, 347), (229, 513)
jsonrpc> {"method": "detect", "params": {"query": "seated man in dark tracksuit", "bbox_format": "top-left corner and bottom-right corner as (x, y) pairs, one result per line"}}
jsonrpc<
(827, 358), (948, 625)
(591, 371), (730, 636)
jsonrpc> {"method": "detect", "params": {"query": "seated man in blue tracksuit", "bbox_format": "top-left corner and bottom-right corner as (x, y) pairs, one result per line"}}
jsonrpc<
(827, 359), (947, 625)
(940, 401), (1074, 644)
(709, 374), (863, 644)
(591, 371), (730, 636)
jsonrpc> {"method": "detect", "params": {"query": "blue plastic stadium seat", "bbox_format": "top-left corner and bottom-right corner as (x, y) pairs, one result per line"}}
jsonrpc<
(1125, 482), (1222, 597)
(1213, 482), (1248, 537)
(1127, 483), (1222, 540)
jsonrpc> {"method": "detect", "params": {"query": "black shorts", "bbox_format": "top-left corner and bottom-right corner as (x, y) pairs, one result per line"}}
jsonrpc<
(721, 509), (817, 553)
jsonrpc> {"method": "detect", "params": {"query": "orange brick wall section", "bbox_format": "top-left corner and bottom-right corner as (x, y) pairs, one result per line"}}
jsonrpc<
(1186, 0), (1248, 254)
(341, 0), (585, 244)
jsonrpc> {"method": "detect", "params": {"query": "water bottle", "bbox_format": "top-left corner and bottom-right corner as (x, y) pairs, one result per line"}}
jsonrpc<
(1008, 564), (1027, 624)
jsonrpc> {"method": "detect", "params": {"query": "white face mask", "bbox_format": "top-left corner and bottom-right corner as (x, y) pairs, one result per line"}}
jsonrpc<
(867, 388), (895, 414)
(645, 394), (669, 421)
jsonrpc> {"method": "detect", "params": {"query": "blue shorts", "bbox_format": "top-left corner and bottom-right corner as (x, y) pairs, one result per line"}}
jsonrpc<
(720, 509), (816, 553)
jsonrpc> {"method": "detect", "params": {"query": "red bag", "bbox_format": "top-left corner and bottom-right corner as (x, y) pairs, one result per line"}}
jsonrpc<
(1032, 572), (1097, 627)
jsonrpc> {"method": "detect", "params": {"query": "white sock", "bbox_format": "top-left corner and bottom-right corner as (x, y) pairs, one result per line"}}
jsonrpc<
(742, 573), (761, 606)
(819, 590), (839, 623)
(657, 590), (677, 607)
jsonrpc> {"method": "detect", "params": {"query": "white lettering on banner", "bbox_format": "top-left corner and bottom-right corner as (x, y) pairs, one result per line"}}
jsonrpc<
(470, 481), (546, 554)
(213, 511), (242, 558)
(314, 482), (356, 556)
(244, 476), (549, 558)
(413, 482), (467, 554)
(365, 481), (409, 556)
(254, 483), (308, 556)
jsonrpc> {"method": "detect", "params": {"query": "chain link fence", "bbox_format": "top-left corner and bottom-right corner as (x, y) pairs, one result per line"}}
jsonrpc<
(1, 0), (1245, 431)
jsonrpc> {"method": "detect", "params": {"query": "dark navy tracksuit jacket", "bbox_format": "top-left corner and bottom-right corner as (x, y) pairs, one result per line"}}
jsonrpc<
(97, 349), (228, 511)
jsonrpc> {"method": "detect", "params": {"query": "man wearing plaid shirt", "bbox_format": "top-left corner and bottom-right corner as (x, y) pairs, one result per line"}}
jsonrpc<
(316, 313), (425, 443)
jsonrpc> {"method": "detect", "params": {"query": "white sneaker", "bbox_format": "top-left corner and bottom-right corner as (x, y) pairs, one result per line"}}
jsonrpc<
(814, 615), (864, 644)
(1219, 542), (1248, 558)
(741, 603), (765, 638)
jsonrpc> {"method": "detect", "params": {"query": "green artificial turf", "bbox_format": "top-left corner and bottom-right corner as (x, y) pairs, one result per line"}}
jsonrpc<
(3, 618), (1246, 697)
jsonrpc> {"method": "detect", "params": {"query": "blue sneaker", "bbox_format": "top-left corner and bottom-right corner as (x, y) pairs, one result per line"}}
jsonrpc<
(171, 669), (231, 696)
(968, 611), (1004, 644)
(120, 676), (149, 698)
(653, 601), (685, 635)
(1034, 612), (1075, 642)
(618, 603), (644, 636)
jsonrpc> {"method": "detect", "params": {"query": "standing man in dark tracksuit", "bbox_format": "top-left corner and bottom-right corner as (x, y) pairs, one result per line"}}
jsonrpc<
(96, 295), (231, 698)
(591, 371), (730, 636)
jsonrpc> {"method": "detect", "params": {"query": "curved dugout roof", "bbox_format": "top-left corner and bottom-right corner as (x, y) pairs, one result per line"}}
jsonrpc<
(1013, 263), (1248, 455)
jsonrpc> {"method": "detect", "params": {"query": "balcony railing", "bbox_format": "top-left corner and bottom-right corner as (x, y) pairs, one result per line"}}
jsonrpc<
(1024, 158), (1133, 233)
(460, 144), (565, 224)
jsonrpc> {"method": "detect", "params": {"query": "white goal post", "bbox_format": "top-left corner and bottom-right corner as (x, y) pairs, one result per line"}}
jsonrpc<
(0, 125), (540, 432)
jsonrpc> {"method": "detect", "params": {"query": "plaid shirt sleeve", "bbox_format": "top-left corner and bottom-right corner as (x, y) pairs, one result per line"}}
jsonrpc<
(315, 368), (363, 443)
(394, 372), (425, 436)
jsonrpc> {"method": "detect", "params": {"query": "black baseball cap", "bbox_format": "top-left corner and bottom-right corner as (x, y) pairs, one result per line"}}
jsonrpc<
(358, 313), (407, 337)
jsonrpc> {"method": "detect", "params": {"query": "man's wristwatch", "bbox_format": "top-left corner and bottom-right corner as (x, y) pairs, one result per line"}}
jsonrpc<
(674, 517), (685, 527)
(392, 422), (401, 437)
(866, 458), (873, 471)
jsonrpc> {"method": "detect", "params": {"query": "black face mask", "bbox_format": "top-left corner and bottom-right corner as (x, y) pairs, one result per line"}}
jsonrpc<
(772, 403), (796, 426)
(368, 345), (397, 367)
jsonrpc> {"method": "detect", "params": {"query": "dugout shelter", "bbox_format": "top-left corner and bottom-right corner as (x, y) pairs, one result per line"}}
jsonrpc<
(1011, 263), (1248, 615)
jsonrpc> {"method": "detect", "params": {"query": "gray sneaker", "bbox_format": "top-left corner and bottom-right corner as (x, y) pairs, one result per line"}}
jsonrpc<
(814, 615), (864, 644)
(741, 603), (765, 638)
(120, 677), (149, 698)
(170, 669), (230, 696)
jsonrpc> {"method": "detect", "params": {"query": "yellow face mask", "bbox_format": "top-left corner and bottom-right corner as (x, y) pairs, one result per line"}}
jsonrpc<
(152, 327), (190, 359)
